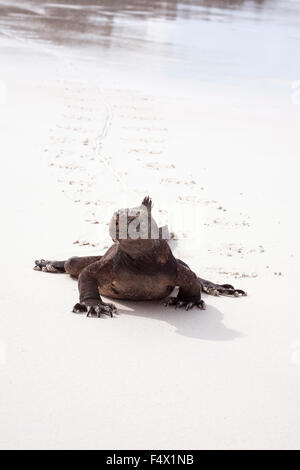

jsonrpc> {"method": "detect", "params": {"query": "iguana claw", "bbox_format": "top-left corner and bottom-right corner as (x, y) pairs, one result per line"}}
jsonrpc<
(164, 297), (206, 310)
(73, 300), (117, 317)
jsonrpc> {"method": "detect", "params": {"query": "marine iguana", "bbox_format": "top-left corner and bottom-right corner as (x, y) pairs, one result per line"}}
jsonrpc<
(34, 197), (246, 317)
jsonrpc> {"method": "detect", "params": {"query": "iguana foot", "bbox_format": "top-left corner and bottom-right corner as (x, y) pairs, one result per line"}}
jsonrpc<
(34, 259), (64, 273)
(199, 279), (247, 297)
(164, 297), (206, 311)
(73, 299), (117, 317)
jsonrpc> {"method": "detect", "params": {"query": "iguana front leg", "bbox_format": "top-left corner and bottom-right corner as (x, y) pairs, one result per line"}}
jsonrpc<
(164, 262), (206, 310)
(72, 262), (116, 317)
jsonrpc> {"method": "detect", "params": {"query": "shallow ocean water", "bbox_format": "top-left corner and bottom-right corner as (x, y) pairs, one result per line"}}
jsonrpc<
(1, 0), (300, 87)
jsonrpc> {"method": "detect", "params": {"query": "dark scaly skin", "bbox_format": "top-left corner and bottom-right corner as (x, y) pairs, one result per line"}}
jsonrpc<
(34, 197), (246, 317)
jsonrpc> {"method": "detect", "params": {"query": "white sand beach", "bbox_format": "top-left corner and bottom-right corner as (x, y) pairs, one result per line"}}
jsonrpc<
(0, 0), (300, 449)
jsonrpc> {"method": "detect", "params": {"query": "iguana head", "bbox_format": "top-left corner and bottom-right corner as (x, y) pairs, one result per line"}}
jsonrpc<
(109, 196), (160, 245)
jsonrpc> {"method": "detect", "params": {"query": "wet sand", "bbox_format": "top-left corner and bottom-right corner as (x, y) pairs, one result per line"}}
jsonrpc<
(1, 0), (300, 450)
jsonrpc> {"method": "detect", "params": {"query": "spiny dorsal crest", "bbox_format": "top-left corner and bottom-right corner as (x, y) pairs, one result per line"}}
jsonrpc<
(141, 196), (153, 211)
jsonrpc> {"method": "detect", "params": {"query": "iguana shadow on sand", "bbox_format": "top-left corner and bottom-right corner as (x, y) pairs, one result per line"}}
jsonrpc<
(34, 197), (246, 318)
